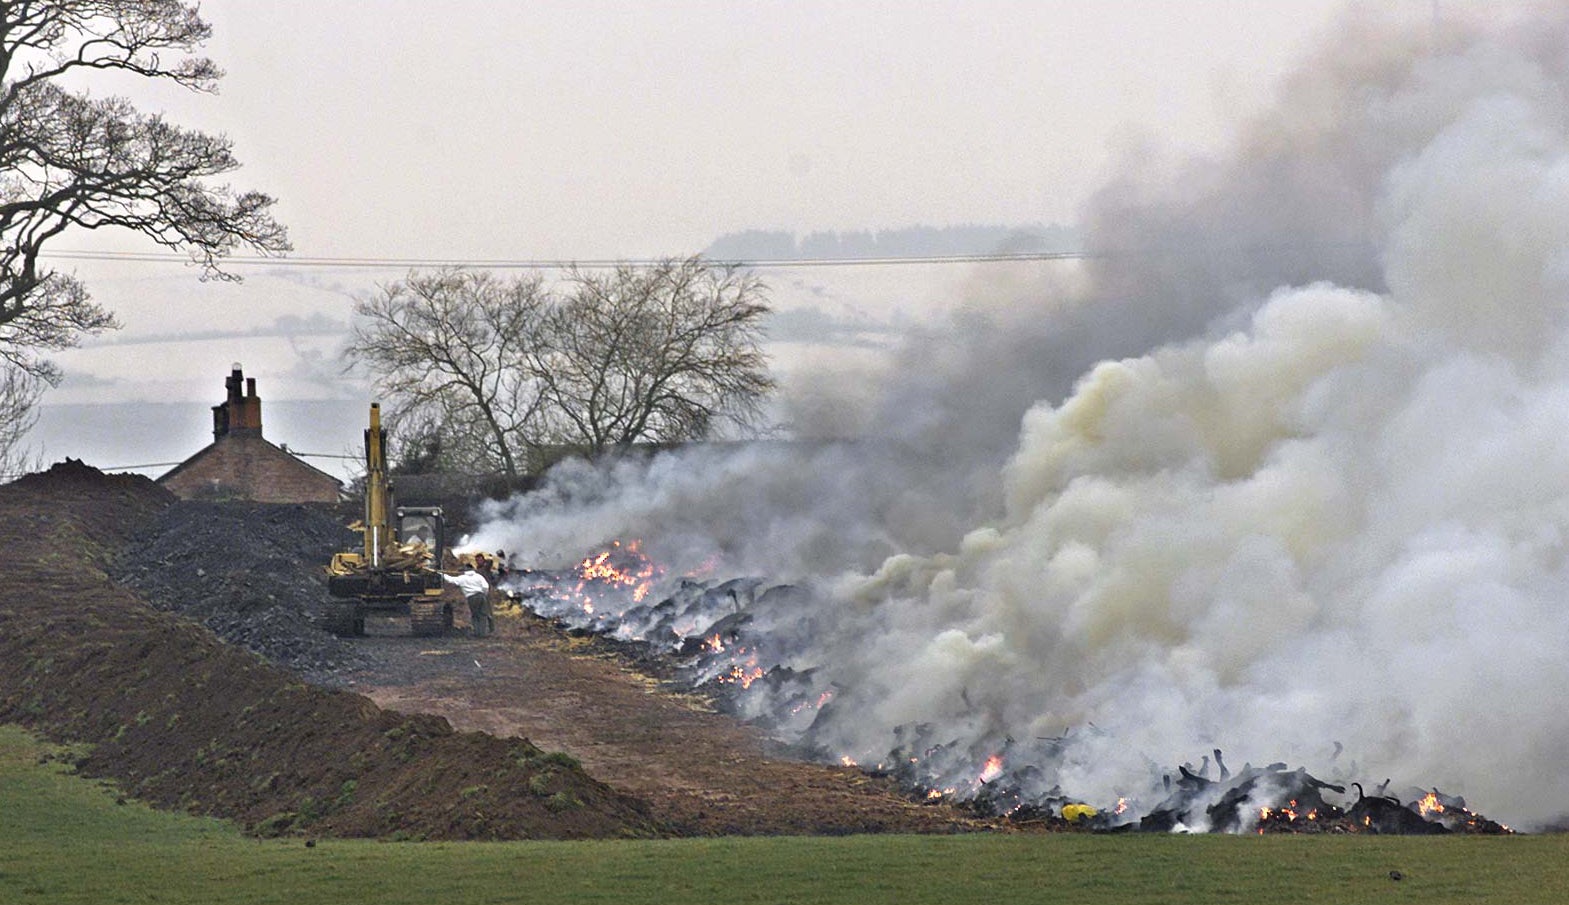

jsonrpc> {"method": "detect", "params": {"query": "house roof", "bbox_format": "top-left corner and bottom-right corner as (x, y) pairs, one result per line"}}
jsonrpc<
(157, 432), (343, 489)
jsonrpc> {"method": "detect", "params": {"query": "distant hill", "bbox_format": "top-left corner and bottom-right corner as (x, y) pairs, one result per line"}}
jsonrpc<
(704, 223), (1078, 261)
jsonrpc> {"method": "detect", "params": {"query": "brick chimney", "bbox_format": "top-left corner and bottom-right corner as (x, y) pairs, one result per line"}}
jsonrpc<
(212, 363), (263, 440)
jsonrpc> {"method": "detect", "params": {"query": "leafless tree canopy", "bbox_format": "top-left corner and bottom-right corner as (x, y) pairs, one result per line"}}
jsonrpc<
(349, 258), (775, 477)
(348, 268), (550, 477)
(0, 362), (38, 476)
(0, 1), (290, 465)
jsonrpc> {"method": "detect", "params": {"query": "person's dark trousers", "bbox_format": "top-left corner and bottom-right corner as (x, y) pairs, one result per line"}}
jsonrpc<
(467, 593), (493, 636)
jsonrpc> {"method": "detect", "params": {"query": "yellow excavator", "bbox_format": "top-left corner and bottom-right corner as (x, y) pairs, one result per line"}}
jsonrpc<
(324, 403), (453, 637)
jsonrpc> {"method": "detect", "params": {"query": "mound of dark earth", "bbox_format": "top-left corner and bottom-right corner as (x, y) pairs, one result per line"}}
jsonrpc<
(114, 499), (374, 682)
(0, 461), (658, 840)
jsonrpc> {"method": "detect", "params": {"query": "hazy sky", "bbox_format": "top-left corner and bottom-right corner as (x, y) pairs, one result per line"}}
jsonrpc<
(34, 0), (1410, 473)
(87, 1), (1358, 259)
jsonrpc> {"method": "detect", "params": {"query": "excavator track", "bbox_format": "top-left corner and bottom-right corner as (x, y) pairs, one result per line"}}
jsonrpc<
(409, 596), (453, 637)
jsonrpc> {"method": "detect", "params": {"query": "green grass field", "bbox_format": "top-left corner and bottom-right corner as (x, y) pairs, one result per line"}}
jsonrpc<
(4, 725), (1568, 905)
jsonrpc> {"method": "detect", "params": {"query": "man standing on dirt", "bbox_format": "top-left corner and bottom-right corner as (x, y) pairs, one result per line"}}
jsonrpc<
(442, 565), (493, 637)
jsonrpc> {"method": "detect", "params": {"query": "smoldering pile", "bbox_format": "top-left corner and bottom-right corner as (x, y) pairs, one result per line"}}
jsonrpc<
(503, 546), (1509, 834)
(504, 542), (831, 736)
(870, 726), (1508, 835)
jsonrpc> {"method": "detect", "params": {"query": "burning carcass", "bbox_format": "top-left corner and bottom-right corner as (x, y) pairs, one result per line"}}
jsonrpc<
(498, 540), (1512, 835)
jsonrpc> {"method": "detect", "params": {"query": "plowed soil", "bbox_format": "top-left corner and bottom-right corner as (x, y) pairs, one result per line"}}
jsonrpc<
(0, 461), (988, 838)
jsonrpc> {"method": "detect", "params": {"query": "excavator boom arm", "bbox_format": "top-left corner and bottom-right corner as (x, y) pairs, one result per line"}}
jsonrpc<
(364, 402), (392, 564)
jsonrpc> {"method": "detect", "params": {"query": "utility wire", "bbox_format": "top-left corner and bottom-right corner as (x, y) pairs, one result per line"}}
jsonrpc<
(94, 461), (183, 470)
(39, 240), (1375, 270)
(97, 451), (357, 471)
(39, 248), (1091, 270)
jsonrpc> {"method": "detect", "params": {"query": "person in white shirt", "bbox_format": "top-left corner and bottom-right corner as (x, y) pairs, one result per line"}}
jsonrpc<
(441, 565), (493, 637)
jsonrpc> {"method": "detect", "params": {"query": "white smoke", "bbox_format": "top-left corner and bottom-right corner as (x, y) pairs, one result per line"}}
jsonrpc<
(469, 6), (1569, 827)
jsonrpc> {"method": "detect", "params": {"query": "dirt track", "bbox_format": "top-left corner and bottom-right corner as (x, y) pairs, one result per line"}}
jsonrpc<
(349, 611), (983, 835)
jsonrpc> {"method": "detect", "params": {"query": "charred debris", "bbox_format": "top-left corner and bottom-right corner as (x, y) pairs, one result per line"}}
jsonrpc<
(505, 544), (1510, 835)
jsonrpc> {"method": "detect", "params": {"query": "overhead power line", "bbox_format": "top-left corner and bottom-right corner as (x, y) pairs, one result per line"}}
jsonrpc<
(40, 248), (1091, 270)
(97, 461), (183, 471)
(98, 450), (359, 469)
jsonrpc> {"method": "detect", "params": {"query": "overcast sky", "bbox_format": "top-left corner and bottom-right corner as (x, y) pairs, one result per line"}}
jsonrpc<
(34, 0), (1433, 475)
(109, 1), (1359, 258)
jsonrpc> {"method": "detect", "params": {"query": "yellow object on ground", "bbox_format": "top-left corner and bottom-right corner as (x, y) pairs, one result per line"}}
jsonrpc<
(1062, 803), (1099, 822)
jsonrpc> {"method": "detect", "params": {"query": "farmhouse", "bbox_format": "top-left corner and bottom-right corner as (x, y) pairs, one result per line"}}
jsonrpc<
(157, 365), (342, 503)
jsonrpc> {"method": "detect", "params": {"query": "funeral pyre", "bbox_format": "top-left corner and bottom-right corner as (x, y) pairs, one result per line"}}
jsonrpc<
(499, 541), (1509, 835)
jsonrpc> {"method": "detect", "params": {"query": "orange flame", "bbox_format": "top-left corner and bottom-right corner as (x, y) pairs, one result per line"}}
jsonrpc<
(1417, 792), (1445, 817)
(720, 663), (766, 688)
(789, 689), (835, 715)
(572, 540), (662, 603)
(979, 754), (1004, 784)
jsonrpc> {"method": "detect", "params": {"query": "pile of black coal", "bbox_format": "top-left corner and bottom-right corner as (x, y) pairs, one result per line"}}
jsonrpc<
(113, 500), (373, 682)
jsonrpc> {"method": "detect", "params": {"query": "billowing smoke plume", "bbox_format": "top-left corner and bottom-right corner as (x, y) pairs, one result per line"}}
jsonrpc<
(470, 7), (1569, 827)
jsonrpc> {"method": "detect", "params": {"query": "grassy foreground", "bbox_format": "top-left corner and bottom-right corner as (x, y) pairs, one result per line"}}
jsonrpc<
(3, 725), (1568, 905)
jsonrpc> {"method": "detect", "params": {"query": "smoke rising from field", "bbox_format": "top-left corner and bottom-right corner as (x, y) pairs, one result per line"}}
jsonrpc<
(471, 7), (1569, 827)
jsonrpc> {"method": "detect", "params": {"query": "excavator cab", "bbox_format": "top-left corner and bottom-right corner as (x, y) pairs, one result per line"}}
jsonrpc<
(397, 507), (445, 561)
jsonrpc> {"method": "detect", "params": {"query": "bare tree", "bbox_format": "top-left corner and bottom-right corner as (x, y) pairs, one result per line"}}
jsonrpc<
(0, 1), (289, 465)
(533, 257), (774, 457)
(0, 363), (39, 477)
(348, 268), (551, 478)
(348, 258), (774, 476)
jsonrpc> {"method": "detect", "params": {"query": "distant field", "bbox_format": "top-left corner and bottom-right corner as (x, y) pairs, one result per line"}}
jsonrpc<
(4, 725), (1568, 905)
